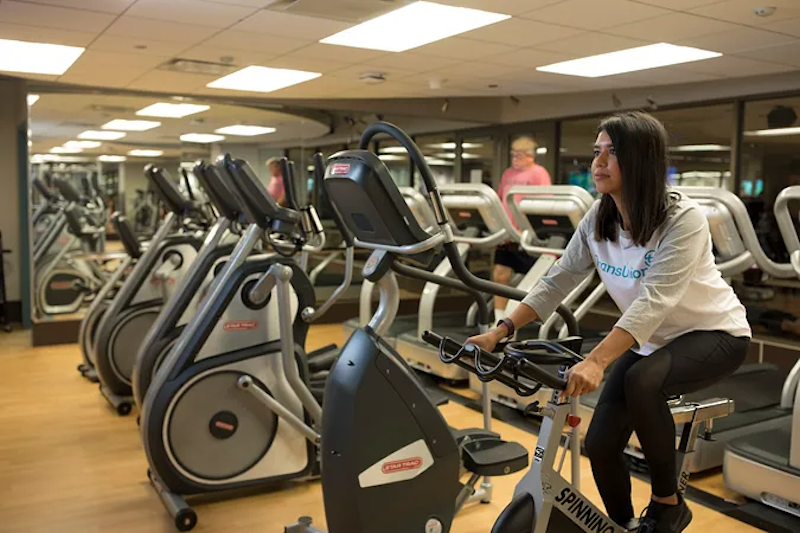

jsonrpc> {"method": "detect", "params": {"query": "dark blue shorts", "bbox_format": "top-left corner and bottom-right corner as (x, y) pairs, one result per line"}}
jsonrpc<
(493, 243), (536, 274)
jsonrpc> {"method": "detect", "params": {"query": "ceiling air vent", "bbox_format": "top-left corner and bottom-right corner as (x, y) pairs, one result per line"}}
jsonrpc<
(159, 58), (238, 77)
(267, 0), (404, 23)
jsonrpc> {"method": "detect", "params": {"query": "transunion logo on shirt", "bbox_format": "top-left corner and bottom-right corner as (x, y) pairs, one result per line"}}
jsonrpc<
(595, 249), (655, 280)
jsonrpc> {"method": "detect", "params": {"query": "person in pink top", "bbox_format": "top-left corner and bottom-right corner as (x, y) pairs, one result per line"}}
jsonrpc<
(265, 158), (287, 206)
(494, 136), (552, 320)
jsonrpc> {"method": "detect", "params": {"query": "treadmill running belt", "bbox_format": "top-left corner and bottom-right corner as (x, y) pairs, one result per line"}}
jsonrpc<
(727, 424), (797, 475)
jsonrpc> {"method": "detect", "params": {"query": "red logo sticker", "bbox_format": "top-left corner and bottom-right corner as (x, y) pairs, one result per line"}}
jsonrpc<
(381, 457), (423, 474)
(331, 163), (351, 175)
(224, 320), (257, 331)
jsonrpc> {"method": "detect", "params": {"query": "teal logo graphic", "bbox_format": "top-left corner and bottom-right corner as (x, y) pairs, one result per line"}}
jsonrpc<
(595, 249), (655, 280)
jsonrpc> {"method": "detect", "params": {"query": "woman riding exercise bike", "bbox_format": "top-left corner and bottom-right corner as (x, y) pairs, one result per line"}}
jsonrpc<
(468, 111), (751, 533)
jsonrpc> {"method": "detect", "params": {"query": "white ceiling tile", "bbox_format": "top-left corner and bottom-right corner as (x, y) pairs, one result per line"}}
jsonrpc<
(413, 38), (515, 60)
(677, 55), (798, 77)
(464, 18), (585, 47)
(12, 73), (59, 82)
(599, 66), (724, 88)
(679, 27), (797, 54)
(735, 41), (800, 66)
(537, 33), (651, 56)
(689, 0), (800, 27)
(13, 0), (136, 14)
(125, 0), (259, 28)
(285, 43), (386, 63)
(179, 45), (269, 67)
(57, 65), (151, 88)
(523, 0), (670, 30)
(262, 54), (350, 74)
(437, 61), (520, 79)
(761, 17), (800, 38)
(607, 12), (740, 41)
(307, 61), (406, 80)
(484, 47), (576, 68)
(363, 52), (461, 73)
(202, 0), (284, 7)
(629, 0), (723, 8)
(0, 22), (97, 47)
(0, 0), (115, 33)
(436, 0), (564, 15)
(203, 30), (309, 55)
(104, 16), (218, 46)
(127, 70), (218, 92)
(90, 34), (190, 58)
(66, 50), (169, 70)
(232, 10), (351, 40)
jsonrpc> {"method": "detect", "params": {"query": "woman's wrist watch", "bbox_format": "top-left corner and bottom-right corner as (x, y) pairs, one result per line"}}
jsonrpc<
(496, 318), (515, 339)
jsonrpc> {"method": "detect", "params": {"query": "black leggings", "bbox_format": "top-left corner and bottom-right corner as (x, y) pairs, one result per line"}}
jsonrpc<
(584, 330), (749, 524)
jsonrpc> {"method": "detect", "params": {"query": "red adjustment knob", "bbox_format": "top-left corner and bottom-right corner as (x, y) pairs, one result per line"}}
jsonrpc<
(567, 415), (581, 428)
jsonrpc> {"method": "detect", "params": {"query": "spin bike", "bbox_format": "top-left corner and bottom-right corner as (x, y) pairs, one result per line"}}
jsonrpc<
(286, 121), (734, 533)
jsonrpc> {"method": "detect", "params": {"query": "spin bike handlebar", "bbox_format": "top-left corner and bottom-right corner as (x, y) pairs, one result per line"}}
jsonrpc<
(422, 331), (585, 393)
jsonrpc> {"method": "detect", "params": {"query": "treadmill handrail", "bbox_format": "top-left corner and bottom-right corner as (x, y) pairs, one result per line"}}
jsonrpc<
(676, 186), (795, 279)
(780, 357), (800, 410)
(774, 186), (800, 277)
(353, 232), (445, 255)
(439, 183), (520, 243)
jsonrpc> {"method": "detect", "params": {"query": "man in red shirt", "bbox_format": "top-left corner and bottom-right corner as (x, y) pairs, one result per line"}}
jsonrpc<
(494, 136), (551, 320)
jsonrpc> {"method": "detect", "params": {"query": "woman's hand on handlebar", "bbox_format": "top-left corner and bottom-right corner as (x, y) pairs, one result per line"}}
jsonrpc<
(466, 327), (506, 354)
(562, 358), (603, 399)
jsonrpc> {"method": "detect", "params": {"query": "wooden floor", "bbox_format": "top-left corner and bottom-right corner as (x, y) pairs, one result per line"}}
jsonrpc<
(0, 324), (760, 533)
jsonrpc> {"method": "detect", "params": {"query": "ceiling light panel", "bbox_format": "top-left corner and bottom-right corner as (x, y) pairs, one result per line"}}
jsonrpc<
(207, 66), (321, 93)
(102, 119), (161, 131)
(98, 155), (127, 162)
(27, 94), (40, 106)
(64, 140), (102, 149)
(0, 39), (84, 75)
(214, 125), (276, 136)
(320, 1), (510, 52)
(136, 102), (210, 118)
(128, 149), (164, 157)
(670, 144), (730, 152)
(180, 133), (225, 144)
(79, 130), (127, 141)
(744, 127), (800, 136)
(536, 43), (721, 78)
(50, 147), (82, 154)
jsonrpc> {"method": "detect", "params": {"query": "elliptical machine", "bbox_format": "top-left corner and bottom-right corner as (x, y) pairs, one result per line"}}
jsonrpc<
(93, 166), (210, 414)
(139, 154), (352, 531)
(286, 122), (735, 533)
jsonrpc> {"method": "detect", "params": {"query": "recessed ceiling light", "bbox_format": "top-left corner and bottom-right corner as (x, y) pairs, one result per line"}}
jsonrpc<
(101, 119), (161, 131)
(180, 133), (225, 144)
(744, 127), (800, 136)
(64, 140), (101, 149)
(0, 38), (84, 75)
(669, 144), (730, 152)
(378, 154), (406, 161)
(98, 155), (127, 162)
(320, 1), (509, 52)
(128, 149), (164, 157)
(28, 140), (32, 148)
(136, 102), (210, 118)
(79, 130), (127, 141)
(214, 125), (276, 136)
(536, 147), (548, 155)
(207, 66), (321, 93)
(380, 146), (409, 154)
(50, 146), (82, 154)
(27, 94), (40, 106)
(180, 162), (196, 169)
(536, 43), (721, 78)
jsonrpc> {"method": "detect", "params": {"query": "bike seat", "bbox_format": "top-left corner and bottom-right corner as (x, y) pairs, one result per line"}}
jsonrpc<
(461, 438), (529, 477)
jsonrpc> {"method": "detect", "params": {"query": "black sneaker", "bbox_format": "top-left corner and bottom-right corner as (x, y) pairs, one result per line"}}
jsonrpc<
(637, 494), (692, 533)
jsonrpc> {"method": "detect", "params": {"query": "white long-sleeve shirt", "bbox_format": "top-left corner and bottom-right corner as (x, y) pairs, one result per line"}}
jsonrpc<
(522, 191), (751, 355)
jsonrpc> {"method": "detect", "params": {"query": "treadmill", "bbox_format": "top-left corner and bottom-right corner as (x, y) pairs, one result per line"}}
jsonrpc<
(470, 185), (601, 409)
(724, 184), (800, 518)
(342, 187), (467, 347)
(577, 186), (795, 473)
(395, 183), (535, 381)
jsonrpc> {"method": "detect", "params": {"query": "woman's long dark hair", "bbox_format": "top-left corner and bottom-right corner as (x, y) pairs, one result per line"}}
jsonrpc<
(595, 111), (671, 247)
